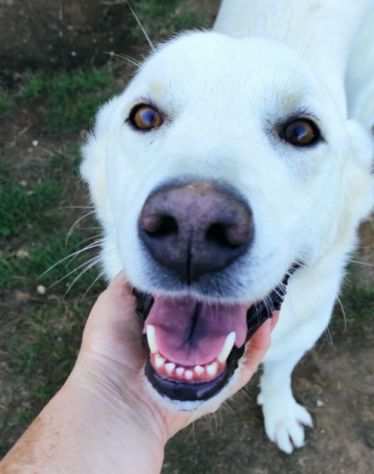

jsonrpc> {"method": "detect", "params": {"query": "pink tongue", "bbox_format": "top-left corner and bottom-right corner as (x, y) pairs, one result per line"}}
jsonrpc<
(146, 296), (248, 366)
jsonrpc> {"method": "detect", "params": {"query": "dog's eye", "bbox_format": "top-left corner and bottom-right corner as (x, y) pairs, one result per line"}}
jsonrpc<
(281, 119), (321, 147)
(128, 104), (163, 131)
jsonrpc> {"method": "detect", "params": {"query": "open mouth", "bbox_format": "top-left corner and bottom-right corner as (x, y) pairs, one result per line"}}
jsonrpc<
(135, 266), (298, 403)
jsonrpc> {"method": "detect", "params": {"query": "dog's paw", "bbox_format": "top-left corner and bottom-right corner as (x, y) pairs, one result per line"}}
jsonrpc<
(261, 394), (313, 454)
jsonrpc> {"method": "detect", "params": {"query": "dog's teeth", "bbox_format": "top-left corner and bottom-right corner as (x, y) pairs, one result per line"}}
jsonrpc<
(185, 370), (193, 381)
(176, 367), (185, 377)
(206, 362), (218, 377)
(218, 332), (236, 363)
(155, 354), (165, 369)
(165, 362), (175, 375)
(194, 365), (204, 376)
(146, 325), (158, 354)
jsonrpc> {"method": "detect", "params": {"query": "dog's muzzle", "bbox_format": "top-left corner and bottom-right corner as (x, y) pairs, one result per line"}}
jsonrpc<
(134, 179), (299, 405)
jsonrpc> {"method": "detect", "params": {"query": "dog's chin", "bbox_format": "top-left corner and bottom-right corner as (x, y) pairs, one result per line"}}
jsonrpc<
(133, 265), (298, 408)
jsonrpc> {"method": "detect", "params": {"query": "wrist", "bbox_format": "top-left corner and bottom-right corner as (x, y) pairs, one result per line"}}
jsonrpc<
(65, 355), (168, 460)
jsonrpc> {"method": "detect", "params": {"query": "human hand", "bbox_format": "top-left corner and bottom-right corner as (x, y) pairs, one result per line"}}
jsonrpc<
(70, 273), (277, 441)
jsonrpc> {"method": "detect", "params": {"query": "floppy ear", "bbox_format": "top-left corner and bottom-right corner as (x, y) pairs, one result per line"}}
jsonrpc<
(215, 0), (370, 113)
(80, 97), (121, 226)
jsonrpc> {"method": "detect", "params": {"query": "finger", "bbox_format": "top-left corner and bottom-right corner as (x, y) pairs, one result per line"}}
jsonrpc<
(81, 274), (145, 366)
(86, 273), (135, 328)
(238, 319), (271, 382)
(98, 272), (135, 315)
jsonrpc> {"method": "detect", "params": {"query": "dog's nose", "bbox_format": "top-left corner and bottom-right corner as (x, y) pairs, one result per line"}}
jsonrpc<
(138, 181), (254, 282)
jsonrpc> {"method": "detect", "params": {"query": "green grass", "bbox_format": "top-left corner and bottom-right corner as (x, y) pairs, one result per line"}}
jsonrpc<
(0, 145), (102, 295)
(339, 283), (374, 322)
(6, 300), (88, 392)
(0, 89), (13, 115)
(131, 0), (210, 40)
(0, 299), (92, 456)
(0, 233), (103, 294)
(0, 181), (62, 238)
(20, 69), (114, 132)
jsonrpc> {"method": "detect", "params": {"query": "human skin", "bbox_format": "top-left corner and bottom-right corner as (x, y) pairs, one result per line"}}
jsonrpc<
(0, 275), (276, 474)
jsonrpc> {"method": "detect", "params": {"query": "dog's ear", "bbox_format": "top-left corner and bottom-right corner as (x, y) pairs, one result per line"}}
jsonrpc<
(216, 0), (369, 113)
(346, 5), (374, 159)
(340, 120), (374, 227)
(80, 97), (121, 226)
(344, 6), (374, 217)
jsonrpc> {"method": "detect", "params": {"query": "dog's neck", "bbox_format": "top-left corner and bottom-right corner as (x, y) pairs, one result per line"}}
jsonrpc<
(215, 0), (369, 114)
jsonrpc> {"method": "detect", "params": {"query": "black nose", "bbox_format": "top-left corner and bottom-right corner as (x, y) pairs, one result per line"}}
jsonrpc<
(138, 181), (254, 283)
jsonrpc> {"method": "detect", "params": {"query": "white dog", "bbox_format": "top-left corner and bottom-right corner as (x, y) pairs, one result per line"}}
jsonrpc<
(80, 0), (374, 454)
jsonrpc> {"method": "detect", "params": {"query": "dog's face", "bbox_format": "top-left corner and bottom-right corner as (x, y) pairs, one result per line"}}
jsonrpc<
(81, 32), (372, 408)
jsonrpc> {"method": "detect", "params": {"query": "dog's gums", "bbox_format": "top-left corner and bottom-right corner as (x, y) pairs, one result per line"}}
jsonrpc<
(134, 265), (296, 403)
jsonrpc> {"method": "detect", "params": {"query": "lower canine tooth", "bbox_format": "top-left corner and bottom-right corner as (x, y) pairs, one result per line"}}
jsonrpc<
(218, 332), (236, 363)
(206, 362), (218, 377)
(155, 354), (165, 369)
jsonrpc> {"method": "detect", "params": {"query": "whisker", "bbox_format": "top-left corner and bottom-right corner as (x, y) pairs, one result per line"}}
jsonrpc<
(61, 205), (95, 210)
(349, 259), (374, 268)
(78, 233), (104, 246)
(263, 295), (273, 317)
(65, 257), (102, 295)
(127, 0), (155, 51)
(273, 287), (286, 302)
(106, 51), (141, 68)
(294, 259), (307, 270)
(39, 239), (104, 279)
(241, 385), (253, 402)
(223, 399), (236, 415)
(78, 226), (102, 232)
(48, 253), (101, 289)
(82, 270), (105, 298)
(66, 210), (97, 241)
(336, 296), (348, 331)
(326, 327), (335, 346)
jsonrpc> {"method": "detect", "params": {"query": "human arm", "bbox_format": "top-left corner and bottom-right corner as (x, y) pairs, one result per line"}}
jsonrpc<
(0, 275), (275, 474)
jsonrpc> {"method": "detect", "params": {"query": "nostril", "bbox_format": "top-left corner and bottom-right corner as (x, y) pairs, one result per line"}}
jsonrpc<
(206, 222), (238, 248)
(142, 214), (178, 238)
(225, 222), (252, 247)
(206, 221), (251, 248)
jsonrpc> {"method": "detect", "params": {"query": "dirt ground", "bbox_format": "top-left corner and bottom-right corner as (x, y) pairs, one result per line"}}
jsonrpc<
(1, 1), (374, 472)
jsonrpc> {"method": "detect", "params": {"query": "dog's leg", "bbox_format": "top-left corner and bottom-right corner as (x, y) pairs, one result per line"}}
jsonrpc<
(258, 268), (343, 453)
(259, 353), (313, 454)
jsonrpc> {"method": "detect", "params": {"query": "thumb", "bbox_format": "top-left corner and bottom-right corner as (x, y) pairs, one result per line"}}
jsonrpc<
(80, 273), (146, 371)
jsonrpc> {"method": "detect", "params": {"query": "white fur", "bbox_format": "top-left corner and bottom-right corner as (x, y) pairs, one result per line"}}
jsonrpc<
(347, 2), (374, 143)
(81, 0), (374, 454)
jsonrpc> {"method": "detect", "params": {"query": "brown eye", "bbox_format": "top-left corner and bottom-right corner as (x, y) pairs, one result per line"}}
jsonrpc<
(281, 118), (321, 147)
(128, 104), (163, 131)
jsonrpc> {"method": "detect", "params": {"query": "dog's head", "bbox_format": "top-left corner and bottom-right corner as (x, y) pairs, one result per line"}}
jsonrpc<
(81, 32), (373, 408)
